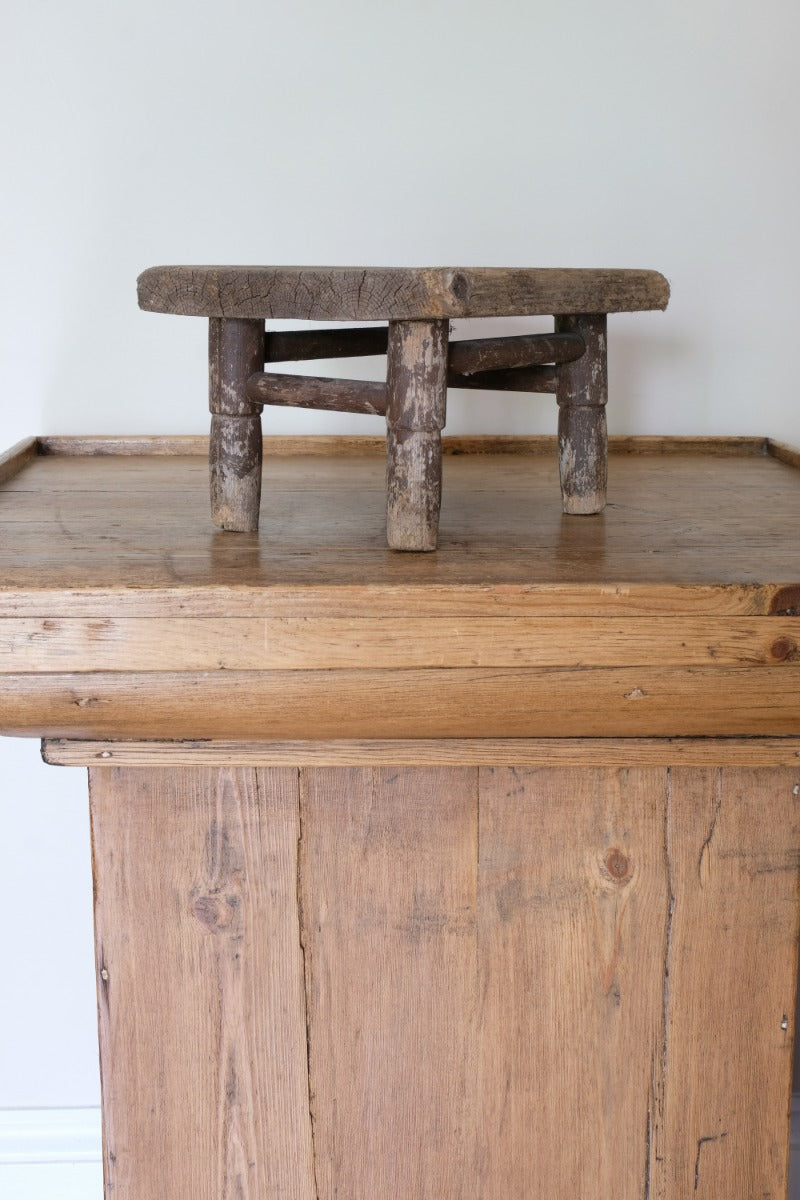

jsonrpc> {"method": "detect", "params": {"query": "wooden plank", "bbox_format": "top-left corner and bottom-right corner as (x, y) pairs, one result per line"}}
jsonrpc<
(299, 766), (478, 1200)
(5, 664), (800, 739)
(477, 766), (669, 1198)
(649, 768), (800, 1196)
(43, 737), (800, 768)
(137, 266), (670, 320)
(4, 615), (800, 672)
(89, 765), (316, 1200)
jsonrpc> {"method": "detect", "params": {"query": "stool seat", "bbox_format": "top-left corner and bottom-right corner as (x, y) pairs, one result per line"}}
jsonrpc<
(138, 265), (670, 548)
(138, 264), (669, 322)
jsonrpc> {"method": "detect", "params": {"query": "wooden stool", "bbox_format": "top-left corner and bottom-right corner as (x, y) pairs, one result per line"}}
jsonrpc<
(138, 266), (669, 549)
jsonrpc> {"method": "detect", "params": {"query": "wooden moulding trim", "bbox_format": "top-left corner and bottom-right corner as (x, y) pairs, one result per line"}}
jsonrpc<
(0, 583), (797, 620)
(29, 434), (781, 460)
(0, 437), (39, 483)
(766, 439), (800, 470)
(42, 736), (800, 767)
(5, 665), (800, 740)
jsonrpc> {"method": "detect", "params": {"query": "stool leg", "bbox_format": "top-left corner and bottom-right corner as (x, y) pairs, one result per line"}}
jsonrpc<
(385, 319), (449, 551)
(209, 318), (265, 532)
(555, 313), (608, 514)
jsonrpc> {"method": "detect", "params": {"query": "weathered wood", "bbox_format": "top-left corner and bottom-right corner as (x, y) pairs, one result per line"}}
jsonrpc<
(556, 313), (608, 513)
(649, 767), (800, 1196)
(246, 371), (387, 415)
(43, 737), (800, 768)
(448, 364), (557, 393)
(4, 663), (800, 739)
(5, 614), (799, 672)
(448, 331), (585, 375)
(90, 766), (317, 1200)
(1, 445), (800, 623)
(478, 764), (799, 1198)
(385, 319), (449, 550)
(85, 760), (800, 1199)
(208, 318), (265, 532)
(300, 767), (478, 1200)
(138, 266), (670, 321)
(265, 325), (388, 362)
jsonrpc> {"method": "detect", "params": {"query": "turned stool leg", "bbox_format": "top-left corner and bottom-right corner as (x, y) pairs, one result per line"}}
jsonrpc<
(385, 319), (449, 551)
(555, 313), (608, 514)
(208, 318), (265, 532)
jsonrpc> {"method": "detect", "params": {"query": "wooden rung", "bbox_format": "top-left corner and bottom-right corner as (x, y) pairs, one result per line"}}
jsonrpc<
(265, 326), (389, 363)
(448, 365), (557, 394)
(246, 372), (388, 416)
(448, 332), (584, 375)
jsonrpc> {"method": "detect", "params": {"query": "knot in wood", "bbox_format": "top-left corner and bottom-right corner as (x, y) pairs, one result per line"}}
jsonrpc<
(603, 847), (632, 884)
(770, 637), (798, 662)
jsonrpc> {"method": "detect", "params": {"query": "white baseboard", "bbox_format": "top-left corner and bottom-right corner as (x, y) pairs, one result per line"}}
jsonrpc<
(0, 1110), (102, 1200)
(0, 1107), (101, 1165)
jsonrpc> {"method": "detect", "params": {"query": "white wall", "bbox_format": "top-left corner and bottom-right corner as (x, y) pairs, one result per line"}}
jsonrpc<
(0, 0), (798, 1110)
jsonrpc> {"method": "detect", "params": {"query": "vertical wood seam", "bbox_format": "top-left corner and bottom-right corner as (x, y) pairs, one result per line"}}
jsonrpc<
(295, 768), (320, 1200)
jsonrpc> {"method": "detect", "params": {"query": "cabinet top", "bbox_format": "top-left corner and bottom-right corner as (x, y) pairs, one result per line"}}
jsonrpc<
(1, 435), (798, 741)
(0, 435), (798, 619)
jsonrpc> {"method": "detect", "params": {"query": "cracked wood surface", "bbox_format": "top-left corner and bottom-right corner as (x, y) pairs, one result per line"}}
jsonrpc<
(137, 266), (670, 321)
(87, 762), (800, 1200)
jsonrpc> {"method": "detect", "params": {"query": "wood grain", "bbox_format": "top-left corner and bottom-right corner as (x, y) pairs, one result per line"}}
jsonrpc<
(4, 615), (799, 672)
(90, 766), (316, 1200)
(4, 663), (800, 739)
(208, 318), (264, 531)
(556, 313), (608, 513)
(43, 737), (800, 768)
(448, 331), (585, 374)
(3, 448), (795, 619)
(246, 371), (387, 415)
(478, 766), (668, 1198)
(137, 266), (670, 320)
(87, 761), (800, 1199)
(385, 319), (449, 550)
(649, 767), (800, 1197)
(300, 767), (478, 1200)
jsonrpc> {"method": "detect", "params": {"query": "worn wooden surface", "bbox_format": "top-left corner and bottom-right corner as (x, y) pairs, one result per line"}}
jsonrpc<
(448, 330), (585, 374)
(208, 318), (264, 531)
(1, 437), (800, 737)
(246, 372), (387, 415)
(88, 759), (800, 1200)
(385, 319), (449, 550)
(90, 766), (317, 1200)
(556, 313), (608, 513)
(137, 265), (670, 320)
